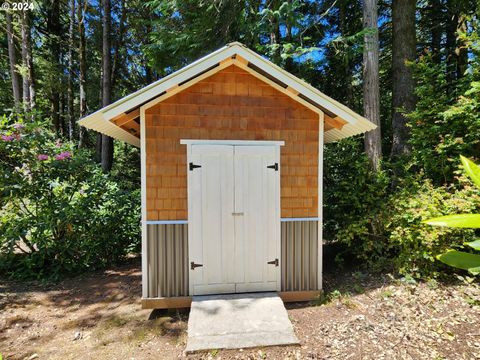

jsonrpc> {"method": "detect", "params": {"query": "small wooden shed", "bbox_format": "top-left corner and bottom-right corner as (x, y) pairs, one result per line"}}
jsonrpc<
(79, 43), (376, 309)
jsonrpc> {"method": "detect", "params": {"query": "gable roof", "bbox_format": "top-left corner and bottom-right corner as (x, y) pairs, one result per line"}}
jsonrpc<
(78, 42), (376, 147)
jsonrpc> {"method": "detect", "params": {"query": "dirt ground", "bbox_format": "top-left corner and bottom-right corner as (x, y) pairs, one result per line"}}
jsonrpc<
(1, 258), (479, 360)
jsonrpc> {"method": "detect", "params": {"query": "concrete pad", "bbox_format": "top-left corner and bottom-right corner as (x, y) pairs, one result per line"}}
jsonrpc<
(185, 292), (299, 352)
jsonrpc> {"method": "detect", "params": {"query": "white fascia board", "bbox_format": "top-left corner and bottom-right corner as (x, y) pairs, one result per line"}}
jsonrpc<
(78, 112), (140, 147)
(78, 43), (234, 124)
(102, 46), (238, 120)
(234, 46), (365, 125)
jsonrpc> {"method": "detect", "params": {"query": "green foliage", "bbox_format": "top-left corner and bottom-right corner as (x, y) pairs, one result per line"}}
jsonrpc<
(323, 137), (389, 247)
(408, 54), (480, 184)
(144, 0), (260, 72)
(465, 240), (480, 250)
(436, 250), (480, 275)
(0, 117), (140, 280)
(386, 178), (479, 277)
(333, 175), (480, 278)
(461, 155), (480, 188)
(424, 156), (480, 275)
(425, 214), (480, 228)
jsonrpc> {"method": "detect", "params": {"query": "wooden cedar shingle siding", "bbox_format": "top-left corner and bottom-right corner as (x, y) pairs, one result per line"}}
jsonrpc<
(145, 64), (319, 220)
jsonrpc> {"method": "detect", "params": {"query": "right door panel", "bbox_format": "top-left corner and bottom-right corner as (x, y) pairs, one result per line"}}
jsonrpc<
(234, 145), (280, 292)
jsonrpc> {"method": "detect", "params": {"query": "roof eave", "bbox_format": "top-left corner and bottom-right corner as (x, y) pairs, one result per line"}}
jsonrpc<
(78, 42), (376, 146)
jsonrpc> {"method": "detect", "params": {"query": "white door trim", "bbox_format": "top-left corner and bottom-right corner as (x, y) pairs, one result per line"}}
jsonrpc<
(184, 140), (282, 295)
(181, 139), (285, 146)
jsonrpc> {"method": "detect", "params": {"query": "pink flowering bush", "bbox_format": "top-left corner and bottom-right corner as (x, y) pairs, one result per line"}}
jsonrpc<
(0, 117), (140, 280)
(55, 151), (72, 161)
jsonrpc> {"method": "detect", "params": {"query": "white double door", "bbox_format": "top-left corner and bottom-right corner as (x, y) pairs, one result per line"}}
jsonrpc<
(187, 144), (280, 296)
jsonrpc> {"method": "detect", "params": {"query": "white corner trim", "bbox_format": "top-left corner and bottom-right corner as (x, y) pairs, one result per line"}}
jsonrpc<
(140, 106), (148, 298)
(180, 139), (285, 146)
(318, 111), (324, 291)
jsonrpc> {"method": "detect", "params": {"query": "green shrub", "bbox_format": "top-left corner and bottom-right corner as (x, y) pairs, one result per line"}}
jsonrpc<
(0, 117), (140, 280)
(323, 137), (389, 243)
(385, 178), (479, 277)
(424, 156), (480, 275)
(334, 175), (480, 278)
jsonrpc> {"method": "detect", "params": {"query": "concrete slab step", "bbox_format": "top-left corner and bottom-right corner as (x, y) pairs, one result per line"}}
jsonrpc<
(185, 292), (299, 352)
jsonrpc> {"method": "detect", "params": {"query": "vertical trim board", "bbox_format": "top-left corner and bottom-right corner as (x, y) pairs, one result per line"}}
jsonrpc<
(140, 107), (148, 298)
(318, 112), (324, 290)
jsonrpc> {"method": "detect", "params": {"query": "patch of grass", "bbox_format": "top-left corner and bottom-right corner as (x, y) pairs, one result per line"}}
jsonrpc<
(209, 349), (219, 357)
(3, 314), (31, 328)
(314, 289), (356, 308)
(353, 283), (365, 294)
(103, 315), (129, 328)
(379, 289), (393, 299)
(127, 317), (172, 343)
(464, 294), (480, 306)
(341, 295), (358, 309)
(130, 327), (151, 342)
(257, 350), (267, 359)
(400, 274), (417, 285)
(427, 279), (439, 289)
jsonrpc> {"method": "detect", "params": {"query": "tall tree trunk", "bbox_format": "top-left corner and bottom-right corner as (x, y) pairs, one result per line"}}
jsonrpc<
(67, 0), (76, 140)
(6, 13), (21, 108)
(268, 0), (281, 64)
(339, 0), (354, 108)
(101, 0), (114, 172)
(445, 1), (457, 96)
(111, 0), (126, 90)
(25, 13), (35, 110)
(144, 17), (154, 85)
(95, 72), (103, 162)
(456, 14), (468, 79)
(391, 0), (416, 158)
(363, 0), (382, 172)
(429, 0), (442, 64)
(78, 0), (87, 147)
(47, 0), (61, 133)
(21, 12), (30, 111)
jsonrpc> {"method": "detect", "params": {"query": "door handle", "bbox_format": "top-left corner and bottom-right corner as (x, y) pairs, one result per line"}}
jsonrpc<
(232, 212), (244, 216)
(267, 258), (279, 267)
(190, 262), (203, 270)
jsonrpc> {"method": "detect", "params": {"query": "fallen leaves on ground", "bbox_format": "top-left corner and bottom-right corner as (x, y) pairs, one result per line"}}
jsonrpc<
(0, 259), (479, 359)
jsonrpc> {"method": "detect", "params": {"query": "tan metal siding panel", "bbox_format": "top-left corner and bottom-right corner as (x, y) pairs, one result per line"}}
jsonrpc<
(146, 224), (189, 298)
(281, 221), (318, 291)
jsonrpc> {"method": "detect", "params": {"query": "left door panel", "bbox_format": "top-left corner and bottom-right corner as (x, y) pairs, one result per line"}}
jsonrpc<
(188, 145), (236, 295)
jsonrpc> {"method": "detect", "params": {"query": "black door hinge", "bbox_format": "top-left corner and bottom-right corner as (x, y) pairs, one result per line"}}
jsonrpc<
(189, 162), (201, 171)
(267, 258), (279, 267)
(190, 261), (203, 270)
(267, 163), (279, 171)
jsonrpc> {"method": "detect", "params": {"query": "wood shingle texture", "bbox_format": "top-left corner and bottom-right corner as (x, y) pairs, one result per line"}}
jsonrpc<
(145, 64), (319, 220)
